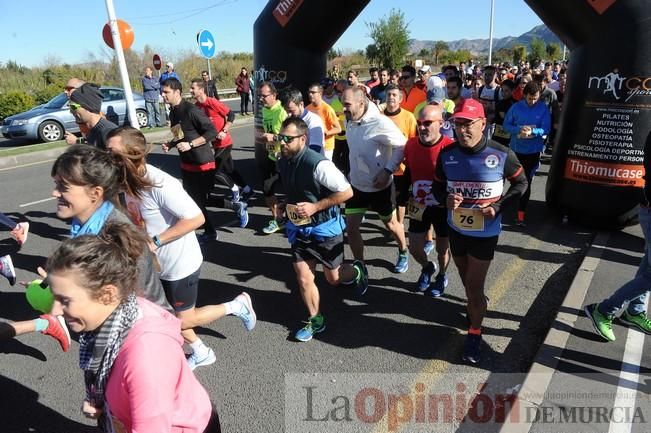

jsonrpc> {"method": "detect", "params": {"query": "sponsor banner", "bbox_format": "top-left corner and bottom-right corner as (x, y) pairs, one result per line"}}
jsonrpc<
(564, 68), (651, 188)
(285, 373), (649, 433)
(273, 0), (304, 27)
(586, 0), (617, 15)
(564, 158), (644, 187)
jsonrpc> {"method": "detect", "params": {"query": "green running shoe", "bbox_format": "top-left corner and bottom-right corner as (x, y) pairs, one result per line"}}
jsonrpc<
(295, 314), (326, 342)
(619, 310), (651, 335)
(584, 303), (615, 341)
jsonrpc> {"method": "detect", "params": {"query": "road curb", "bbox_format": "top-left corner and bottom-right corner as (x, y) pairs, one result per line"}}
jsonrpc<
(498, 231), (610, 433)
(0, 115), (255, 171)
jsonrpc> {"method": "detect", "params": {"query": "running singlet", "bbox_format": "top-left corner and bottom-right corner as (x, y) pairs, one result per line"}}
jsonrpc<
(436, 140), (522, 237)
(404, 135), (454, 207)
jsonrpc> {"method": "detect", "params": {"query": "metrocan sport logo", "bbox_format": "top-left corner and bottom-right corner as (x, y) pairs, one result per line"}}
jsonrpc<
(588, 69), (651, 102)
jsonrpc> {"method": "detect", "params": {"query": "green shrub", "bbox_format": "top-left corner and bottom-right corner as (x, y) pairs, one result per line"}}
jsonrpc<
(33, 85), (63, 105)
(0, 92), (35, 120)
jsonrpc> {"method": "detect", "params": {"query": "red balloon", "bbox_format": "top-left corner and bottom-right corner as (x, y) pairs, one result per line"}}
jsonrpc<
(102, 19), (134, 50)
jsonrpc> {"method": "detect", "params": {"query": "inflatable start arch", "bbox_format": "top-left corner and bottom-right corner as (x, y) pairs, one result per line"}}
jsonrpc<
(254, 0), (651, 228)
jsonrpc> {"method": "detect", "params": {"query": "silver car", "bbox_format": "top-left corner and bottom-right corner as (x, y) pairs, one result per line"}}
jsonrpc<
(1, 87), (149, 142)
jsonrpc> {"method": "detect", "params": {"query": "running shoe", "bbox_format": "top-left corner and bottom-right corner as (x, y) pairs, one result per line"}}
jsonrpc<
(232, 292), (257, 331)
(231, 188), (241, 203)
(426, 273), (448, 298)
(584, 303), (615, 341)
(187, 348), (217, 371)
(233, 201), (249, 228)
(394, 250), (409, 273)
(295, 314), (326, 342)
(416, 262), (436, 292)
(262, 219), (283, 234)
(0, 254), (16, 286)
(41, 315), (71, 352)
(11, 222), (29, 246)
(196, 232), (219, 245)
(423, 240), (434, 255)
(619, 310), (651, 335)
(462, 333), (482, 365)
(352, 260), (369, 296)
(240, 187), (256, 202)
(516, 211), (526, 227)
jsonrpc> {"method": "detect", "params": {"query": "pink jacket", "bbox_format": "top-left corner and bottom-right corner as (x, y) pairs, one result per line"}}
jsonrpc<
(105, 298), (212, 433)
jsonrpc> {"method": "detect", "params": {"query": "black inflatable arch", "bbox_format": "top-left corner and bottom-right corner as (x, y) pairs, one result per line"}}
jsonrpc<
(254, 0), (651, 228)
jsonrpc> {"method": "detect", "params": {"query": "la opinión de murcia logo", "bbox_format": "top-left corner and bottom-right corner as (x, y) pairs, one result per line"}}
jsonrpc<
(588, 69), (651, 102)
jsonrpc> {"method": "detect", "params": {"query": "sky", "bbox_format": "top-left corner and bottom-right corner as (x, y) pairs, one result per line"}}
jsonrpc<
(0, 0), (543, 67)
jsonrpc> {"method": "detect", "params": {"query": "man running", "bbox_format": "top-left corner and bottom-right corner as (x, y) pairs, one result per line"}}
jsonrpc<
(433, 99), (527, 364)
(307, 83), (341, 161)
(342, 86), (409, 275)
(277, 117), (367, 342)
(254, 81), (288, 235)
(404, 105), (454, 296)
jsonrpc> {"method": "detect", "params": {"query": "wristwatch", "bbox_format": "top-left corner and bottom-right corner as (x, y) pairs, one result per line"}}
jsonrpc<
(152, 235), (162, 248)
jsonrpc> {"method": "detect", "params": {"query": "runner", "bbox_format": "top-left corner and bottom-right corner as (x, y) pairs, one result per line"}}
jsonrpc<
(276, 117), (367, 342)
(502, 81), (551, 226)
(254, 81), (288, 235)
(47, 222), (217, 432)
(279, 87), (325, 154)
(584, 134), (651, 341)
(191, 78), (253, 227)
(306, 83), (341, 161)
(432, 99), (527, 364)
(106, 127), (256, 370)
(404, 105), (454, 295)
(342, 86), (409, 275)
(399, 65), (426, 113)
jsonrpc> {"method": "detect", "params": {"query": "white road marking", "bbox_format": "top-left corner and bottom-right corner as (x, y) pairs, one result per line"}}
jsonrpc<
(19, 197), (55, 208)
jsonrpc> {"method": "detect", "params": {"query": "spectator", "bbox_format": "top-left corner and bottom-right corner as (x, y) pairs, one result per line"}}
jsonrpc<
(201, 70), (219, 100)
(236, 67), (252, 115)
(141, 67), (162, 128)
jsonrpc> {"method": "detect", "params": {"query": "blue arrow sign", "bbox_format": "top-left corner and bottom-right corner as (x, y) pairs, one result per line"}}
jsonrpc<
(197, 29), (216, 59)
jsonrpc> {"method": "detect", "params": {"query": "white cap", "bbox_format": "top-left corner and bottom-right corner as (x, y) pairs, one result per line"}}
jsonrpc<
(166, 62), (174, 68)
(426, 76), (443, 91)
(419, 65), (432, 73)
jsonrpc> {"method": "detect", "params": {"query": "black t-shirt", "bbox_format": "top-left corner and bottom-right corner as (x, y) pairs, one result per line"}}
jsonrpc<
(87, 117), (118, 149)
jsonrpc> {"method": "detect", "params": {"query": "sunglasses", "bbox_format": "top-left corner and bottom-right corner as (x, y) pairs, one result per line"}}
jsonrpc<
(416, 119), (442, 127)
(453, 118), (482, 130)
(69, 102), (82, 111)
(277, 134), (303, 144)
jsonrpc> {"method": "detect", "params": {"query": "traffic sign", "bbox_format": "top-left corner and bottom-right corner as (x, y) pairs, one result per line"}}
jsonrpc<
(153, 54), (162, 70)
(197, 29), (216, 59)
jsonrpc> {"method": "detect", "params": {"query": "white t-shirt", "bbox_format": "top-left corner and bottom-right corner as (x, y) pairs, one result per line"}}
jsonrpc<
(314, 159), (350, 192)
(139, 164), (203, 281)
(301, 109), (325, 153)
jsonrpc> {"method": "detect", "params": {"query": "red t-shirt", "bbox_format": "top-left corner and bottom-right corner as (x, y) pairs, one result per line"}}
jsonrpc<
(404, 135), (454, 206)
(195, 98), (233, 148)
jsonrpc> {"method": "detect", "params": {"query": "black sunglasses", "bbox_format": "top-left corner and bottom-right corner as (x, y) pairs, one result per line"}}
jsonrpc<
(277, 134), (303, 144)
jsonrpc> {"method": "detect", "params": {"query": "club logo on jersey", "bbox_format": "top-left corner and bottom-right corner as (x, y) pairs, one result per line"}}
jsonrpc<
(485, 154), (499, 168)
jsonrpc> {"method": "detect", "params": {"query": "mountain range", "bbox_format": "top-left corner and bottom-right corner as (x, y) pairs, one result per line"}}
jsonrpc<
(409, 25), (563, 55)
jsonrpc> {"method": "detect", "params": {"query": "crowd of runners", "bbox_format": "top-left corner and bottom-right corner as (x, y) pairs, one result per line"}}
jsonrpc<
(0, 58), (580, 432)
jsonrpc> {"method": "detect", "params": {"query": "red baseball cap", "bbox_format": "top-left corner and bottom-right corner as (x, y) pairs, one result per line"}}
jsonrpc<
(450, 98), (485, 120)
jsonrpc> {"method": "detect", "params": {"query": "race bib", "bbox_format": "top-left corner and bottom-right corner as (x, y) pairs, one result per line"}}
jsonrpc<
(493, 124), (511, 139)
(452, 208), (484, 231)
(286, 204), (311, 226)
(170, 124), (184, 141)
(407, 197), (426, 222)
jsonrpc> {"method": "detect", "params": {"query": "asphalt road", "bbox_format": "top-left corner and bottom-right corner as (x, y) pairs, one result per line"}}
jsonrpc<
(0, 126), (594, 433)
(0, 98), (243, 148)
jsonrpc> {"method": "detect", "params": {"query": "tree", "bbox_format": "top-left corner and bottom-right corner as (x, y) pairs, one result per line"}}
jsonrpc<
(494, 48), (513, 65)
(512, 45), (527, 64)
(546, 43), (561, 62)
(327, 48), (342, 61)
(528, 37), (546, 63)
(365, 44), (380, 65)
(417, 48), (430, 58)
(432, 41), (449, 66)
(366, 9), (410, 69)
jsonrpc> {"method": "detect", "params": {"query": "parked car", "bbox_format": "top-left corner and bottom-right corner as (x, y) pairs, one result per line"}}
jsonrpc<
(1, 87), (149, 142)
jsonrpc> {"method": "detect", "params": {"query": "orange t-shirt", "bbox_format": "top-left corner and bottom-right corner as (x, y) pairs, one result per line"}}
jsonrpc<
(400, 87), (427, 113)
(384, 108), (417, 175)
(307, 102), (339, 151)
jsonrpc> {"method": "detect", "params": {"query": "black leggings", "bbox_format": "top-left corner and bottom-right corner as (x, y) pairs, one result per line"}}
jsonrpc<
(515, 152), (541, 212)
(239, 92), (250, 114)
(214, 146), (248, 189)
(182, 169), (217, 235)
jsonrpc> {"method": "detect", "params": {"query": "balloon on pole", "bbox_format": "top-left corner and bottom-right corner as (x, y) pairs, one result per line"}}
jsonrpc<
(102, 19), (134, 50)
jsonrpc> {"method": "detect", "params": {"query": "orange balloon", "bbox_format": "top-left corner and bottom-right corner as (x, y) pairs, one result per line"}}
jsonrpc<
(102, 19), (134, 50)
